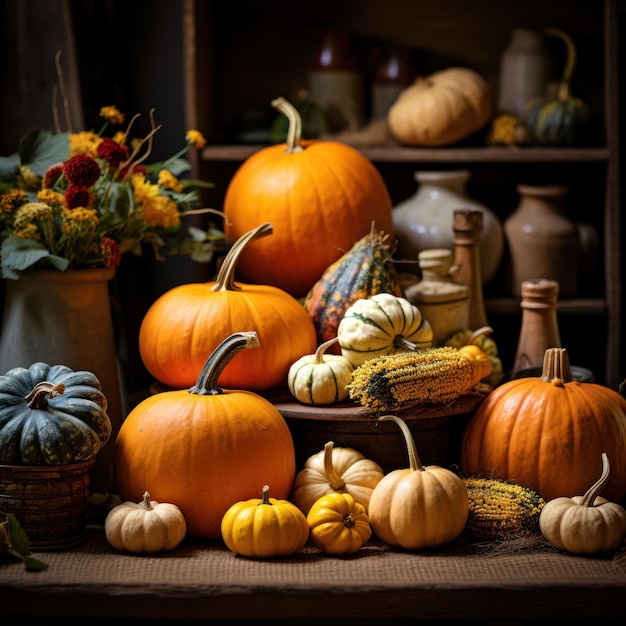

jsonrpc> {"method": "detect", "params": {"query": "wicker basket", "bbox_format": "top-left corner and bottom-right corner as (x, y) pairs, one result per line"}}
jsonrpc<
(0, 459), (95, 551)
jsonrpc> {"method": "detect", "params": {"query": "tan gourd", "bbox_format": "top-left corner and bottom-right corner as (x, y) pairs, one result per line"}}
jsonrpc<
(104, 491), (187, 553)
(387, 67), (493, 147)
(539, 453), (626, 554)
(368, 415), (469, 549)
(293, 441), (385, 515)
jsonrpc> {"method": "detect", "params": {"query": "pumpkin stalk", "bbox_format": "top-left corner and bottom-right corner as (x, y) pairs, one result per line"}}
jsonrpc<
(212, 223), (273, 292)
(379, 415), (424, 472)
(580, 453), (611, 508)
(271, 97), (304, 154)
(25, 382), (65, 409)
(540, 347), (573, 385)
(188, 331), (260, 396)
(142, 491), (154, 511)
(315, 338), (340, 363)
(465, 326), (494, 345)
(323, 441), (347, 490)
(259, 485), (272, 506)
(545, 28), (577, 95)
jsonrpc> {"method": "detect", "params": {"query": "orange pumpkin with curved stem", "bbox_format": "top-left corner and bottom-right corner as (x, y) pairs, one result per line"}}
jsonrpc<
(115, 332), (297, 541)
(138, 222), (317, 390)
(222, 97), (394, 298)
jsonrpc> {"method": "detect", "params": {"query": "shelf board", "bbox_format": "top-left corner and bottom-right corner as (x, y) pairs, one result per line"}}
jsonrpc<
(202, 145), (610, 164)
(485, 297), (607, 316)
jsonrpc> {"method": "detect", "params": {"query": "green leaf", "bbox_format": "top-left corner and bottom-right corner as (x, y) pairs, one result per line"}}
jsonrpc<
(3, 514), (49, 571)
(22, 555), (50, 572)
(0, 235), (70, 277)
(0, 153), (20, 182)
(18, 130), (70, 177)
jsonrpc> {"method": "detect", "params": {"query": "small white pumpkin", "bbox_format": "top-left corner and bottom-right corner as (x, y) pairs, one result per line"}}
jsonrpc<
(337, 293), (433, 367)
(104, 491), (187, 553)
(293, 441), (385, 515)
(287, 337), (354, 405)
(539, 453), (626, 554)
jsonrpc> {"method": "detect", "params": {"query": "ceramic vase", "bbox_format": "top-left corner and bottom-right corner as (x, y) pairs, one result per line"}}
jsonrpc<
(392, 169), (504, 285)
(0, 268), (123, 494)
(504, 184), (579, 296)
(497, 28), (553, 118)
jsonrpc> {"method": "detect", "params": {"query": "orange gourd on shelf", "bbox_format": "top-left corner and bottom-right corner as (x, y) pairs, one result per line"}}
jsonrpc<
(222, 97), (394, 298)
(138, 223), (317, 391)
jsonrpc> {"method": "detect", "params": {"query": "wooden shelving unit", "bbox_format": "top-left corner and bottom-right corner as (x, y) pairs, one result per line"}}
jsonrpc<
(183, 0), (621, 388)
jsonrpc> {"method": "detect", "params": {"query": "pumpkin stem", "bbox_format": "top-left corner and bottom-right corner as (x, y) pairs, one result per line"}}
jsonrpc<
(323, 441), (347, 490)
(142, 491), (154, 511)
(271, 97), (304, 154)
(315, 338), (340, 364)
(259, 484), (272, 505)
(545, 28), (577, 95)
(25, 382), (65, 409)
(393, 336), (419, 351)
(212, 223), (273, 292)
(379, 415), (424, 472)
(465, 326), (494, 345)
(539, 347), (573, 385)
(580, 453), (611, 507)
(188, 331), (260, 395)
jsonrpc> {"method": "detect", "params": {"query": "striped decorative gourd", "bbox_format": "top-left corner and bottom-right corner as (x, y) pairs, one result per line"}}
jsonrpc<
(304, 224), (405, 352)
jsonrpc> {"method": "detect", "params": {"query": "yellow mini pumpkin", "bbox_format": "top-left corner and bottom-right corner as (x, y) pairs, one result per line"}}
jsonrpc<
(293, 441), (385, 515)
(539, 453), (626, 554)
(287, 338), (354, 405)
(104, 491), (187, 554)
(221, 485), (310, 558)
(387, 67), (493, 147)
(368, 415), (469, 550)
(307, 492), (372, 555)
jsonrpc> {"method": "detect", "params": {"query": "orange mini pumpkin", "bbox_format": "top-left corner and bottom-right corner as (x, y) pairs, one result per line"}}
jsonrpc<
(115, 331), (297, 541)
(460, 347), (626, 503)
(139, 223), (317, 390)
(222, 97), (394, 298)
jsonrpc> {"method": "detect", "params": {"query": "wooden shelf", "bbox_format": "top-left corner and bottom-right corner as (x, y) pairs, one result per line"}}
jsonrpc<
(202, 144), (610, 164)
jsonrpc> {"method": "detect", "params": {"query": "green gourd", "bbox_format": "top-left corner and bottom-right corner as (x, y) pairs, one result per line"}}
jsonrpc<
(0, 362), (111, 464)
(524, 28), (590, 146)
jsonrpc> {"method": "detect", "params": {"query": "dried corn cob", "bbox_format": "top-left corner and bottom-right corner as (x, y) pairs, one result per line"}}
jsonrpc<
(346, 346), (491, 411)
(463, 478), (546, 541)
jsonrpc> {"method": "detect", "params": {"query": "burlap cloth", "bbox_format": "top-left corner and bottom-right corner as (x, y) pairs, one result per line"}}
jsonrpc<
(1, 525), (625, 620)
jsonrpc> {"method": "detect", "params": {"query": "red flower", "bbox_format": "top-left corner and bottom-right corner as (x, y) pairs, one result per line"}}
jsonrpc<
(101, 237), (122, 269)
(97, 138), (130, 170)
(63, 154), (101, 187)
(121, 163), (147, 178)
(42, 163), (64, 189)
(65, 185), (92, 209)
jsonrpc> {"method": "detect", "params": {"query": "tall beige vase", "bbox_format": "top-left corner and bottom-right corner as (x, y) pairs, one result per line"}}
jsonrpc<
(504, 184), (579, 297)
(0, 268), (123, 494)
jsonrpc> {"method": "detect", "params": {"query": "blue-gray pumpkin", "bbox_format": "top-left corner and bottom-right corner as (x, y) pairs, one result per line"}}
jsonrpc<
(0, 362), (111, 465)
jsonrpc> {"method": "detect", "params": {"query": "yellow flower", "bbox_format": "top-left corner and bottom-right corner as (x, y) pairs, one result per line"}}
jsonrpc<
(13, 202), (54, 230)
(186, 129), (206, 149)
(100, 105), (125, 125)
(37, 189), (65, 207)
(60, 207), (99, 235)
(69, 131), (102, 157)
(14, 223), (41, 241)
(158, 169), (183, 192)
(140, 195), (181, 229)
(18, 166), (41, 191)
(0, 189), (28, 215)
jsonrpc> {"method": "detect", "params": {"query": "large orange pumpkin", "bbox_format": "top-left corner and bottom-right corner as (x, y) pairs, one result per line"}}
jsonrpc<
(115, 331), (297, 541)
(460, 348), (626, 503)
(222, 97), (394, 298)
(139, 223), (317, 390)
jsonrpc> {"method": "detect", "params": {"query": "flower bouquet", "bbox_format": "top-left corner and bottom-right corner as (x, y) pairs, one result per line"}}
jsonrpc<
(0, 102), (228, 279)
